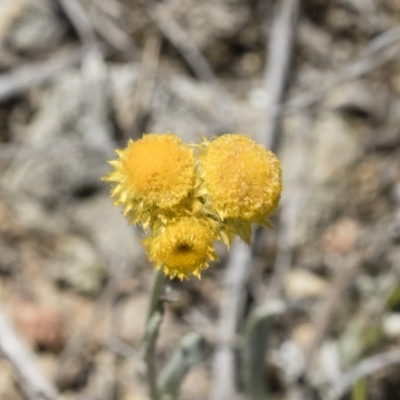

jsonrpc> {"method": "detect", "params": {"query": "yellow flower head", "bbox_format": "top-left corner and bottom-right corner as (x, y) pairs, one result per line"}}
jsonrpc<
(103, 133), (195, 227)
(143, 218), (217, 280)
(199, 134), (282, 222)
(104, 132), (283, 279)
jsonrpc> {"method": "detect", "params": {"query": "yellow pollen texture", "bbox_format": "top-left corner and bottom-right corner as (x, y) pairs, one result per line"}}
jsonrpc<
(121, 134), (194, 209)
(144, 218), (216, 280)
(200, 134), (282, 221)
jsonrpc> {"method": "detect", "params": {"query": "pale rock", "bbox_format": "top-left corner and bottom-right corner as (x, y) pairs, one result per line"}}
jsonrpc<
(119, 293), (149, 347)
(285, 268), (329, 300)
(0, 0), (63, 59)
(157, 307), (187, 353)
(109, 64), (235, 142)
(292, 322), (315, 351)
(383, 313), (400, 338)
(298, 20), (332, 62)
(311, 112), (360, 184)
(276, 340), (305, 381)
(11, 299), (65, 351)
(0, 2), (23, 41)
(163, 0), (249, 50)
(318, 341), (341, 383)
(109, 64), (140, 135)
(279, 113), (313, 247)
(119, 388), (148, 400)
(0, 359), (20, 399)
(118, 358), (148, 400)
(326, 6), (354, 33)
(325, 82), (384, 121)
(69, 195), (145, 275)
(321, 218), (360, 254)
(37, 354), (58, 381)
(295, 110), (361, 241)
(179, 365), (211, 400)
(51, 235), (107, 296)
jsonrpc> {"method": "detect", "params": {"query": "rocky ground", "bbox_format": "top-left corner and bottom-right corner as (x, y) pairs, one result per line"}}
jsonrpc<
(0, 0), (400, 399)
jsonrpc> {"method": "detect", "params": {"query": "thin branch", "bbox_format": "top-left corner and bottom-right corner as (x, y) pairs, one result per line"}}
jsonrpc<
(146, 2), (218, 84)
(104, 336), (140, 360)
(57, 0), (114, 153)
(0, 304), (59, 400)
(128, 34), (161, 138)
(259, 0), (300, 150)
(210, 1), (299, 398)
(141, 269), (165, 400)
(303, 255), (362, 375)
(57, 0), (97, 46)
(128, 1), (235, 132)
(283, 26), (400, 115)
(209, 239), (253, 400)
(257, 0), (300, 301)
(267, 115), (312, 299)
(327, 349), (400, 400)
(55, 279), (121, 385)
(0, 48), (82, 103)
(88, 4), (139, 58)
(81, 46), (115, 153)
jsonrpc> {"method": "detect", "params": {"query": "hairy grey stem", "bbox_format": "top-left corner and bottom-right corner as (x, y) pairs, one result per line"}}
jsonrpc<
(141, 269), (166, 400)
(158, 332), (205, 400)
(244, 301), (286, 400)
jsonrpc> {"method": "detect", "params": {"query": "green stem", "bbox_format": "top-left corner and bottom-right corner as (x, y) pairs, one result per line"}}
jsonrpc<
(142, 269), (166, 400)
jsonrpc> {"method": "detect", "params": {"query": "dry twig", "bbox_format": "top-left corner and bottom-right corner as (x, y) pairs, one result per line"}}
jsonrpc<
(55, 279), (121, 386)
(327, 348), (400, 400)
(0, 304), (59, 400)
(81, 46), (114, 152)
(210, 239), (253, 400)
(104, 336), (139, 360)
(57, 0), (114, 153)
(284, 26), (400, 115)
(260, 0), (300, 150)
(267, 115), (312, 299)
(303, 255), (362, 374)
(0, 48), (82, 103)
(258, 0), (300, 300)
(88, 1), (139, 58)
(147, 2), (218, 84)
(128, 34), (161, 138)
(57, 0), (97, 46)
(210, 1), (299, 398)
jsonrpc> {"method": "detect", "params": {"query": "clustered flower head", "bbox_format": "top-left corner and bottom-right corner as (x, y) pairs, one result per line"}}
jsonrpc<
(103, 133), (282, 280)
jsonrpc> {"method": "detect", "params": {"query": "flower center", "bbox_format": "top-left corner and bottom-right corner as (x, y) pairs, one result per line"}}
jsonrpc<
(176, 243), (192, 253)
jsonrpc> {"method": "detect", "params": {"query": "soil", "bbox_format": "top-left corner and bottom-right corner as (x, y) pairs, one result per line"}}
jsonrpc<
(1, 1), (400, 399)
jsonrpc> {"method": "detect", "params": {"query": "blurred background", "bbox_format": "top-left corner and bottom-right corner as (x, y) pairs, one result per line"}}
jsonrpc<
(0, 0), (400, 399)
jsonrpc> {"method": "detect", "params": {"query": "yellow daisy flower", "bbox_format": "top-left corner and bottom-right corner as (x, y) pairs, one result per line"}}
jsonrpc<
(103, 133), (195, 227)
(103, 132), (283, 278)
(143, 218), (217, 280)
(199, 134), (282, 223)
